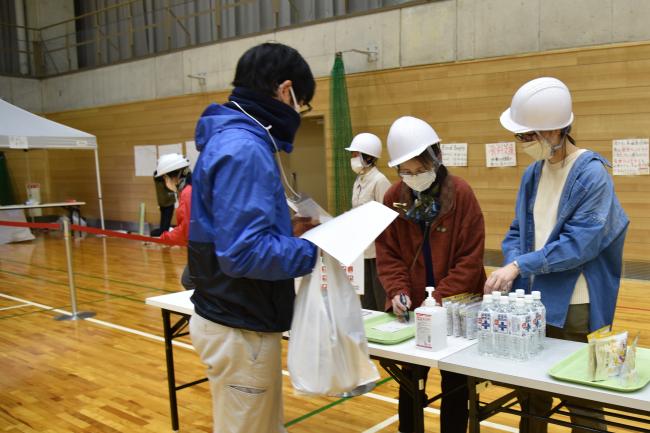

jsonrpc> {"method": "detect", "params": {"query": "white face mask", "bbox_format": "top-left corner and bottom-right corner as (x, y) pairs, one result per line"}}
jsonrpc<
(350, 156), (364, 174)
(401, 170), (437, 192)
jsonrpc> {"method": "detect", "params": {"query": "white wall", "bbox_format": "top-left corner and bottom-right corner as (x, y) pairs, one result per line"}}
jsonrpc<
(0, 76), (43, 113)
(6, 0), (650, 113)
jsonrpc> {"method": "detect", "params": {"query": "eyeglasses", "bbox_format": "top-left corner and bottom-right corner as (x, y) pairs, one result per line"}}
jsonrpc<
(514, 132), (537, 142)
(298, 103), (313, 116)
(397, 168), (430, 177)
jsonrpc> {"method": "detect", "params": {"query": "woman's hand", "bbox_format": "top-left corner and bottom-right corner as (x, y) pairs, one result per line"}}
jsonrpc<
(164, 175), (177, 192)
(484, 262), (520, 294)
(391, 293), (411, 321)
(292, 216), (318, 237)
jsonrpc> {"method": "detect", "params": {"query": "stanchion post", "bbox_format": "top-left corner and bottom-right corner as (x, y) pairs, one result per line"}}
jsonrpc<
(55, 217), (96, 321)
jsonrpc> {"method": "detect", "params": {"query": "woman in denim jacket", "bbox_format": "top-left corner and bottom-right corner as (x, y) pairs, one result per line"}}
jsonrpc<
(485, 77), (629, 433)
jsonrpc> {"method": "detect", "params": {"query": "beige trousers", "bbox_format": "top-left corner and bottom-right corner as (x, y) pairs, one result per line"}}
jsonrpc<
(190, 313), (286, 433)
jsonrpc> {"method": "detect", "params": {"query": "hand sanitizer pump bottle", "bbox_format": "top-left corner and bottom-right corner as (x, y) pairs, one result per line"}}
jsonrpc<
(415, 286), (447, 351)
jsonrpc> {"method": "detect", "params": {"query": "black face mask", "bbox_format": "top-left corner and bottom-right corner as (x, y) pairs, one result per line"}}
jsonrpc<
(226, 87), (301, 144)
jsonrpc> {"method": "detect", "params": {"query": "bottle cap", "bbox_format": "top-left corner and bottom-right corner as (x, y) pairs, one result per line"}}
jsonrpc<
(491, 291), (501, 299)
(483, 294), (492, 302)
(423, 286), (436, 307)
(532, 291), (541, 300)
(515, 289), (525, 297)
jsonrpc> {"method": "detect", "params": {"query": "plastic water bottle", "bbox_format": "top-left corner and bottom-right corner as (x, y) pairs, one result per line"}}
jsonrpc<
(510, 298), (531, 361)
(532, 291), (546, 351)
(477, 295), (493, 355)
(508, 292), (517, 306)
(525, 296), (538, 356)
(493, 297), (511, 358)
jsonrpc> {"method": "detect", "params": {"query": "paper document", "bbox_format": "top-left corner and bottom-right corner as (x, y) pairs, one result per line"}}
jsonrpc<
(301, 201), (398, 266)
(287, 194), (332, 223)
(372, 320), (413, 333)
(158, 143), (182, 157)
(134, 145), (157, 177)
(185, 140), (200, 170)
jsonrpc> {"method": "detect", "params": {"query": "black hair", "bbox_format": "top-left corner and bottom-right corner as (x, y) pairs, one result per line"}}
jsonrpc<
(232, 43), (316, 104)
(410, 143), (442, 169)
(360, 153), (377, 166)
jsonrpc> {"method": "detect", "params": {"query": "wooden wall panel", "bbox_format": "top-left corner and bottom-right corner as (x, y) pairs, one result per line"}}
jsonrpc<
(17, 41), (649, 261)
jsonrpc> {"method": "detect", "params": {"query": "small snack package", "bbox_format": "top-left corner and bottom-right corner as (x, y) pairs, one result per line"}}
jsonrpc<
(619, 334), (639, 387)
(442, 293), (469, 337)
(587, 326), (628, 382)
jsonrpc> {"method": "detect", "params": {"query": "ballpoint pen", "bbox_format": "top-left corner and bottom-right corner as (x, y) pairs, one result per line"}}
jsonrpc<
(400, 293), (410, 322)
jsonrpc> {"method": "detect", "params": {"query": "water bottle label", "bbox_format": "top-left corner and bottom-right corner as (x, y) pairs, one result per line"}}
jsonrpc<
(494, 313), (510, 333)
(478, 312), (491, 331)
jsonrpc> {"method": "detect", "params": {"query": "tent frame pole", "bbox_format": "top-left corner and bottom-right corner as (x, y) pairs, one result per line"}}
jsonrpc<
(94, 147), (105, 230)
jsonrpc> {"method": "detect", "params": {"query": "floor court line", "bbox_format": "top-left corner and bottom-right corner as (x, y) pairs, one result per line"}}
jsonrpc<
(0, 303), (30, 311)
(0, 292), (518, 433)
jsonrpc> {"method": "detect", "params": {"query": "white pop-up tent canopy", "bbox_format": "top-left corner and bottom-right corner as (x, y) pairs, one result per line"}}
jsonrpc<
(0, 98), (105, 229)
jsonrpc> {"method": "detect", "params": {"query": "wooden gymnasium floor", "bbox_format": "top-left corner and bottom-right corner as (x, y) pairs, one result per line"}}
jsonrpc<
(0, 233), (648, 433)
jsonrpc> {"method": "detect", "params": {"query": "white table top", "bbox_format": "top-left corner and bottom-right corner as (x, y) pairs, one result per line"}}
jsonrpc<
(146, 290), (194, 315)
(0, 201), (85, 210)
(146, 290), (650, 411)
(145, 290), (475, 368)
(438, 339), (650, 412)
(369, 336), (476, 369)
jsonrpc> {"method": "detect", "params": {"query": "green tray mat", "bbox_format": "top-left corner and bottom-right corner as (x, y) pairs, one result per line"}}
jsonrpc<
(364, 312), (415, 345)
(548, 346), (650, 392)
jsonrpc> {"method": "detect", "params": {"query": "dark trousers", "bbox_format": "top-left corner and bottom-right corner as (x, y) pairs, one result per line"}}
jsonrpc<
(519, 304), (606, 433)
(398, 368), (468, 433)
(151, 205), (174, 237)
(361, 258), (387, 311)
(181, 265), (195, 291)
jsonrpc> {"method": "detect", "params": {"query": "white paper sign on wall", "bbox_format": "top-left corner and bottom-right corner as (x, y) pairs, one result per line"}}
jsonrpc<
(485, 142), (517, 167)
(613, 138), (649, 176)
(441, 143), (468, 167)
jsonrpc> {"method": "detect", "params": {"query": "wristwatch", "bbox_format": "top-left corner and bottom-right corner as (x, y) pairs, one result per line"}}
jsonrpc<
(512, 260), (520, 271)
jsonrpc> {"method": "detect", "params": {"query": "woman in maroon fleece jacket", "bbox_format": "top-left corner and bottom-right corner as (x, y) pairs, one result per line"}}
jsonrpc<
(376, 116), (486, 433)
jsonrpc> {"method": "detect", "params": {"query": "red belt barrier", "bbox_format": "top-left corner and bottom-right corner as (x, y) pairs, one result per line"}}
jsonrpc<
(0, 220), (60, 230)
(0, 220), (178, 246)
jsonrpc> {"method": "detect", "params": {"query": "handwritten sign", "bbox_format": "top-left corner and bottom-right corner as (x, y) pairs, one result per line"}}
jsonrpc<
(441, 143), (468, 167)
(613, 138), (649, 176)
(485, 142), (517, 167)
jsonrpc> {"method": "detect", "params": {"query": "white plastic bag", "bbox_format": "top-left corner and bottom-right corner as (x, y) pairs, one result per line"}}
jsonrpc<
(288, 250), (379, 396)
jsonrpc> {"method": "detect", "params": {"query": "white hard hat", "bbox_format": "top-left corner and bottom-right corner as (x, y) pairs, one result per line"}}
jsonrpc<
(345, 133), (382, 158)
(500, 77), (574, 133)
(154, 153), (190, 177)
(386, 116), (441, 167)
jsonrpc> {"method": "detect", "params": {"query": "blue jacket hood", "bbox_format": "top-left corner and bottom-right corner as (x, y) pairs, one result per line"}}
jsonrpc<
(194, 103), (293, 154)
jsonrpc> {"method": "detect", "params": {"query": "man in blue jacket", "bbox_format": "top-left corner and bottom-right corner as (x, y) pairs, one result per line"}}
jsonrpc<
(188, 43), (318, 433)
(485, 77), (628, 433)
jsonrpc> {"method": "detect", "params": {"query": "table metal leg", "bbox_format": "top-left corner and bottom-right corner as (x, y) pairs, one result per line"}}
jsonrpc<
(162, 309), (180, 432)
(379, 360), (426, 433)
(412, 366), (426, 433)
